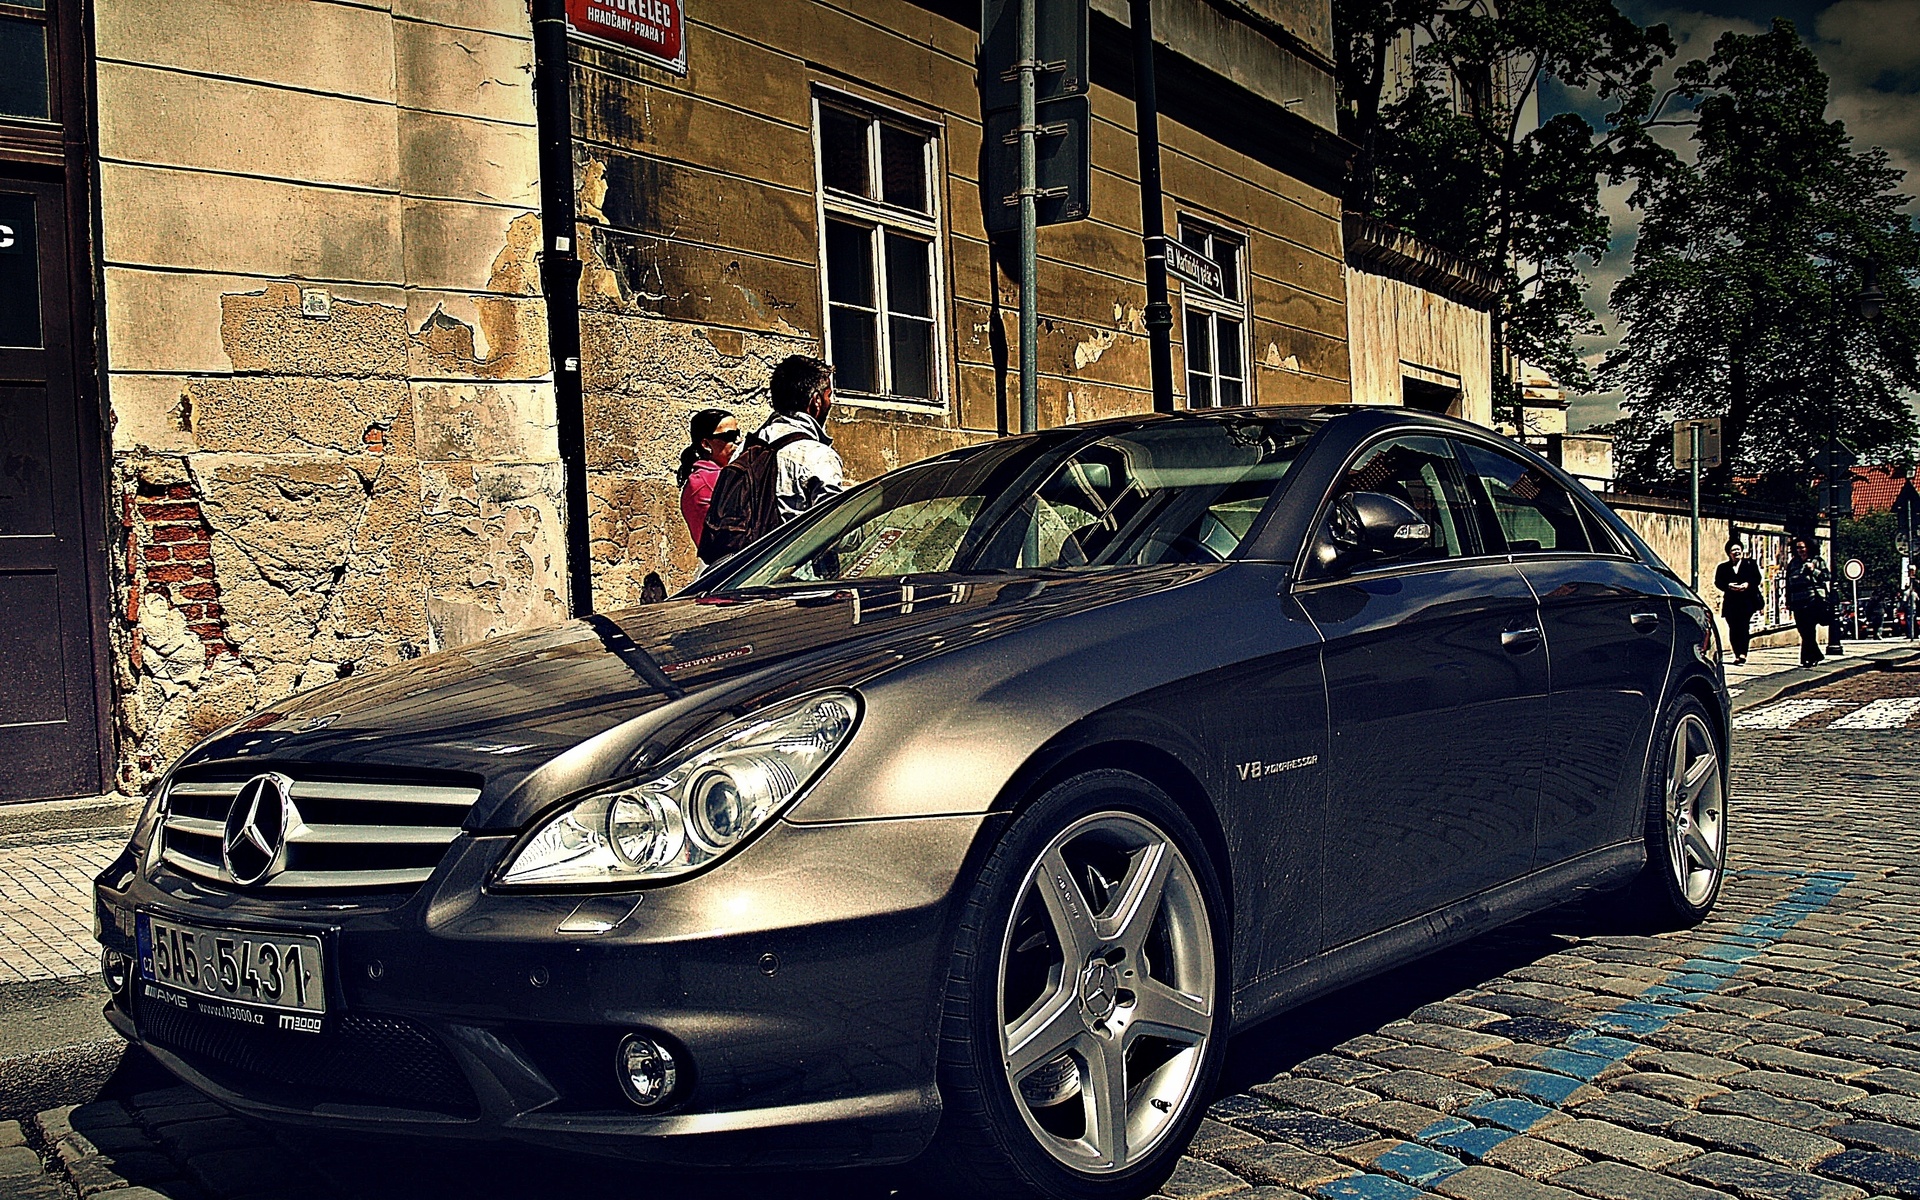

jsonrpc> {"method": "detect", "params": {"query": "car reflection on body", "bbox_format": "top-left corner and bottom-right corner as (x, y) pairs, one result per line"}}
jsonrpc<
(94, 406), (1729, 1200)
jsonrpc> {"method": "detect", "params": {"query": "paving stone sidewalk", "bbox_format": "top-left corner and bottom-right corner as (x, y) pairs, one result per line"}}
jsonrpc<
(0, 837), (128, 985)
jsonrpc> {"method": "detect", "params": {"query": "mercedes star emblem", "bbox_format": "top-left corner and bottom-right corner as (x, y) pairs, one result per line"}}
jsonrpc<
(222, 772), (294, 886)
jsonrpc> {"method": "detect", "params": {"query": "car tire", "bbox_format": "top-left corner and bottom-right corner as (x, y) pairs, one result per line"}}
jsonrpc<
(1625, 694), (1728, 926)
(920, 769), (1228, 1200)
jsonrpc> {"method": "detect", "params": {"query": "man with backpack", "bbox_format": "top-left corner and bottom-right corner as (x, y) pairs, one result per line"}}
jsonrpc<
(696, 355), (845, 565)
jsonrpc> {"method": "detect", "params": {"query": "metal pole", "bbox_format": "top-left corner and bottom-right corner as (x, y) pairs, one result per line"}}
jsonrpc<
(1129, 0), (1176, 413)
(1018, 0), (1039, 435)
(531, 0), (593, 618)
(1827, 425), (1844, 654)
(1689, 422), (1701, 593)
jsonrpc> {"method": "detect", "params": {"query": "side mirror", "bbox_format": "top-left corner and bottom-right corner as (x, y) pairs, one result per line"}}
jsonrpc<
(1318, 491), (1433, 571)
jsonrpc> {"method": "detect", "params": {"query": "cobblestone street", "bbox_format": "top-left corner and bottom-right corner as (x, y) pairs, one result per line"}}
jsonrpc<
(5, 699), (1920, 1200)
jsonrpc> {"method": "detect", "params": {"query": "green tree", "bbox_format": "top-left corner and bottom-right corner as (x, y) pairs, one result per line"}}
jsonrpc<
(1604, 20), (1920, 491)
(1335, 0), (1676, 416)
(1838, 509), (1905, 600)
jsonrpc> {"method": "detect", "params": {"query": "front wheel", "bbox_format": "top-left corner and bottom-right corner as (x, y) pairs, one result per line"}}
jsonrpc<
(1626, 696), (1728, 925)
(921, 770), (1227, 1200)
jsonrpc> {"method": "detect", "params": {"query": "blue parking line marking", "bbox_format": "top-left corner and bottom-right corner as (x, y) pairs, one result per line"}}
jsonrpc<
(1679, 958), (1742, 976)
(1532, 1047), (1613, 1080)
(1429, 1125), (1514, 1159)
(1464, 1096), (1558, 1131)
(1491, 1067), (1587, 1105)
(1564, 1032), (1637, 1060)
(1372, 1142), (1465, 1186)
(1416, 1116), (1475, 1139)
(1318, 1174), (1427, 1199)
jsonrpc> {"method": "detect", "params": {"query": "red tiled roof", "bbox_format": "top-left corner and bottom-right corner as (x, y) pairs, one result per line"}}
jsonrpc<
(1853, 465), (1912, 516)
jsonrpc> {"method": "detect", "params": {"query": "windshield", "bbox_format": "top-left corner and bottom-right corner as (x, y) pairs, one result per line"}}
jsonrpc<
(715, 417), (1319, 588)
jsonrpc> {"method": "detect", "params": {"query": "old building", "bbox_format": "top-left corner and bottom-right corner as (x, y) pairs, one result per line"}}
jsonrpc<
(2, 0), (1356, 803)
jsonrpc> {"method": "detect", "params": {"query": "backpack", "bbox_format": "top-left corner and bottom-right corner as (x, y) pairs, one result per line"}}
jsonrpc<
(697, 431), (812, 563)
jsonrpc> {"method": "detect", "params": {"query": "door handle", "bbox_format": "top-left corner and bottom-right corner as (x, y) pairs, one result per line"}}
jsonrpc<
(1502, 625), (1542, 652)
(1630, 611), (1662, 632)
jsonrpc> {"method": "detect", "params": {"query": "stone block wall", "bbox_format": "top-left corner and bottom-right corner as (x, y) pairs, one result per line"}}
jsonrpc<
(96, 0), (565, 788)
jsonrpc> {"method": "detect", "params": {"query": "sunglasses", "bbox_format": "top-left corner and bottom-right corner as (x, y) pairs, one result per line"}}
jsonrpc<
(706, 430), (741, 444)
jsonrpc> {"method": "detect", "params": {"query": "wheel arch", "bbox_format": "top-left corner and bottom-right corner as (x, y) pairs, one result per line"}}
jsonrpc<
(987, 727), (1235, 943)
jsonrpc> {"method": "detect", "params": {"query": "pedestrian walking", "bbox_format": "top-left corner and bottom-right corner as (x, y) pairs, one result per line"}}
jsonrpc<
(1785, 537), (1834, 666)
(755, 354), (844, 525)
(677, 407), (740, 558)
(1714, 538), (1763, 664)
(696, 355), (846, 563)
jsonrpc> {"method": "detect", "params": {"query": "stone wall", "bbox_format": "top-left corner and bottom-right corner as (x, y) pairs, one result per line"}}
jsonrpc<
(1609, 497), (1799, 649)
(569, 0), (1352, 600)
(96, 0), (564, 787)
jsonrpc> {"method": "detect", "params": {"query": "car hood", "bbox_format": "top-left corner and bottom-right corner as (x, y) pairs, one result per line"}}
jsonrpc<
(171, 568), (1217, 828)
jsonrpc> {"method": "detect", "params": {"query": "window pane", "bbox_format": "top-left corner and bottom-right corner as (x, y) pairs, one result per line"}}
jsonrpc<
(0, 18), (50, 121)
(1458, 442), (1590, 554)
(830, 308), (878, 393)
(1184, 309), (1211, 373)
(884, 231), (931, 318)
(0, 193), (42, 348)
(879, 125), (928, 212)
(1330, 436), (1471, 563)
(825, 219), (874, 307)
(1187, 373), (1212, 407)
(1180, 227), (1207, 254)
(889, 316), (933, 399)
(1216, 240), (1242, 301)
(1218, 378), (1244, 407)
(1216, 318), (1243, 379)
(820, 107), (871, 198)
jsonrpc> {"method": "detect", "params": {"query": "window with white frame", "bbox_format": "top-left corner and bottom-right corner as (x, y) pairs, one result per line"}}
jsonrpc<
(813, 95), (945, 404)
(1178, 221), (1249, 408)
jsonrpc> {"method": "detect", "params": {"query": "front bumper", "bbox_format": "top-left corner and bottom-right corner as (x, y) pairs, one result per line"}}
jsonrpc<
(94, 812), (989, 1168)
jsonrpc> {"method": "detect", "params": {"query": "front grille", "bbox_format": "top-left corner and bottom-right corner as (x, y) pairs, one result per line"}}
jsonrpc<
(160, 776), (479, 891)
(137, 993), (478, 1115)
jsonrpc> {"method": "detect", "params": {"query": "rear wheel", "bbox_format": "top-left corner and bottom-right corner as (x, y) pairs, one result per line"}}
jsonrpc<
(922, 770), (1226, 1200)
(1627, 696), (1727, 925)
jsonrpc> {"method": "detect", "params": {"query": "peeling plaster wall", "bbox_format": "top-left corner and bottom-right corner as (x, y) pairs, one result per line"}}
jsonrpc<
(568, 0), (1351, 599)
(1343, 266), (1493, 426)
(95, 0), (564, 788)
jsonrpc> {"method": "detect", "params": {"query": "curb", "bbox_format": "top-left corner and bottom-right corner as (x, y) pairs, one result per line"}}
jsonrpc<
(1730, 643), (1920, 713)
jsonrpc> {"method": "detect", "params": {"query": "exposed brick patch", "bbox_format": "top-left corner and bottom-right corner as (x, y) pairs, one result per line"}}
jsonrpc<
(123, 480), (236, 662)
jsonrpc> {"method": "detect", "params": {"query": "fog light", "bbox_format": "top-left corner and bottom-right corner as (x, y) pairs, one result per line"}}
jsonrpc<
(100, 949), (130, 996)
(616, 1034), (679, 1108)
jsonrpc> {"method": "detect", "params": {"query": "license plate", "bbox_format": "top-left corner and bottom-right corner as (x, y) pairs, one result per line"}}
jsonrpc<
(137, 912), (326, 1025)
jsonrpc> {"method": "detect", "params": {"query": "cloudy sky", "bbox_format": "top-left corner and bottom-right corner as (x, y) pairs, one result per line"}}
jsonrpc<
(1548, 0), (1920, 431)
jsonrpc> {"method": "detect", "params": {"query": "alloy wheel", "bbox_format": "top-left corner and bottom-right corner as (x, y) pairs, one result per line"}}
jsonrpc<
(996, 811), (1216, 1175)
(1666, 712), (1725, 905)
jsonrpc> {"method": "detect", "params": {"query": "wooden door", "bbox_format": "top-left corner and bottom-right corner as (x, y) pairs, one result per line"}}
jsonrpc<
(0, 174), (104, 800)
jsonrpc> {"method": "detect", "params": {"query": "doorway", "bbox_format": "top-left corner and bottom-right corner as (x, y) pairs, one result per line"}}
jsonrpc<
(0, 174), (105, 801)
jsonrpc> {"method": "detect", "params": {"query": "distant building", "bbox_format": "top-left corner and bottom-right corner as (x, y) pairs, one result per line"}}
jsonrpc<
(1342, 215), (1497, 426)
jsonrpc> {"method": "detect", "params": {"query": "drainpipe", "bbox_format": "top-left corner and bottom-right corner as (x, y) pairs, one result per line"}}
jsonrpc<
(531, 0), (594, 617)
(1129, 0), (1177, 414)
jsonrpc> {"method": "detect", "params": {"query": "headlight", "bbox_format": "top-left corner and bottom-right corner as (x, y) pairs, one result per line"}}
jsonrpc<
(497, 691), (860, 887)
(134, 773), (173, 875)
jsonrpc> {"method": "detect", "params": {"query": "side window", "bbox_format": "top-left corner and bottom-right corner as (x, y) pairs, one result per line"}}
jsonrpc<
(981, 420), (1315, 569)
(1457, 441), (1592, 555)
(1312, 435), (1482, 574)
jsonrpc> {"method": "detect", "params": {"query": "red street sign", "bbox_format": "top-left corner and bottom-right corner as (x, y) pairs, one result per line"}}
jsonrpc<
(565, 0), (687, 74)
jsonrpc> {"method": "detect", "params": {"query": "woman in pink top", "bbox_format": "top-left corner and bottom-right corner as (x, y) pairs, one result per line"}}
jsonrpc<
(678, 408), (739, 557)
